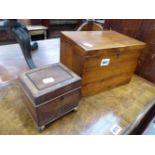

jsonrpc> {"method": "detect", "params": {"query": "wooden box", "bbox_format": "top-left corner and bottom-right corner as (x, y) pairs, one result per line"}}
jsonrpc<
(60, 31), (146, 96)
(19, 63), (81, 130)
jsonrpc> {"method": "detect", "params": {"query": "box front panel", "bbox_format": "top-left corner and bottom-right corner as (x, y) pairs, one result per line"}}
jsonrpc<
(36, 88), (81, 126)
(82, 49), (141, 85)
(82, 73), (133, 96)
(82, 49), (141, 96)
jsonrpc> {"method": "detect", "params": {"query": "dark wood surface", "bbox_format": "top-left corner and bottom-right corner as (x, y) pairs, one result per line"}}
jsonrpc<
(123, 98), (155, 135)
(19, 59), (81, 129)
(60, 31), (145, 96)
(104, 19), (143, 39)
(143, 116), (155, 135)
(0, 39), (155, 134)
(135, 20), (155, 83)
(104, 19), (155, 84)
(19, 63), (81, 105)
(21, 80), (81, 129)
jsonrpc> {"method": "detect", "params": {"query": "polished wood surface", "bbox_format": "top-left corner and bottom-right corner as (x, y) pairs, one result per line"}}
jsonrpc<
(60, 31), (145, 96)
(61, 31), (145, 52)
(21, 82), (81, 130)
(19, 63), (81, 104)
(0, 38), (155, 135)
(0, 39), (60, 83)
(0, 75), (155, 134)
(104, 19), (155, 84)
(124, 98), (155, 135)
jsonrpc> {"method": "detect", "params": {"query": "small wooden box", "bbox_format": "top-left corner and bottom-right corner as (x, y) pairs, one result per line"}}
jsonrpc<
(19, 63), (81, 130)
(60, 31), (146, 96)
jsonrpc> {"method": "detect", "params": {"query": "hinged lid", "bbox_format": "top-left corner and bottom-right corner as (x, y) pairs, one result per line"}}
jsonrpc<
(61, 31), (146, 53)
(19, 63), (81, 106)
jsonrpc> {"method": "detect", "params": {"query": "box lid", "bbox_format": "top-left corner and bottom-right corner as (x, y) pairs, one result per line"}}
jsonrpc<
(61, 31), (146, 53)
(19, 63), (81, 106)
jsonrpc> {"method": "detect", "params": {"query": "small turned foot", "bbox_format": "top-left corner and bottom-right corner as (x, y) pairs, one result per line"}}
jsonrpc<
(73, 106), (79, 111)
(37, 125), (45, 131)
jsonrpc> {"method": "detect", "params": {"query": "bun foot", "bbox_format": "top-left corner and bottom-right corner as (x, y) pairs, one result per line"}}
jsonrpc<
(73, 106), (79, 111)
(37, 125), (45, 131)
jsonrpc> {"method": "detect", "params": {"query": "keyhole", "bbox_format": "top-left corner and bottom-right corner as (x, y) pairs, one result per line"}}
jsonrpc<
(116, 51), (120, 58)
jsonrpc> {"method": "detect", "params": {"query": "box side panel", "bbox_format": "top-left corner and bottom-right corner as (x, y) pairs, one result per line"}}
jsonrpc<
(18, 76), (36, 103)
(19, 82), (38, 124)
(60, 34), (85, 77)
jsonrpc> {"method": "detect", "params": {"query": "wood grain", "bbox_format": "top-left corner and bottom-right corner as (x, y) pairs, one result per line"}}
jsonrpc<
(0, 39), (60, 83)
(0, 38), (154, 134)
(61, 31), (145, 52)
(19, 63), (81, 129)
(0, 75), (155, 134)
(104, 19), (155, 85)
(60, 31), (145, 96)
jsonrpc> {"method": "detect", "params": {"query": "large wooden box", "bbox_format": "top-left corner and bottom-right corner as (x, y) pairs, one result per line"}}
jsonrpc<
(19, 63), (81, 130)
(60, 31), (146, 96)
